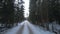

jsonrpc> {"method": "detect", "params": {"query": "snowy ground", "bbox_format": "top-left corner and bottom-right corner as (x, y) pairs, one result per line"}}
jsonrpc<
(1, 20), (55, 34)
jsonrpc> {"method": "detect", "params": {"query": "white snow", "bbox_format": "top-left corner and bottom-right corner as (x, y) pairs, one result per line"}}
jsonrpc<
(4, 20), (54, 34)
(4, 21), (25, 34)
(48, 21), (60, 33)
(28, 22), (54, 34)
(22, 21), (29, 34)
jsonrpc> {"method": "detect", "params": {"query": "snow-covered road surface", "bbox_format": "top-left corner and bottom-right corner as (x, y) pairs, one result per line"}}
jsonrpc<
(2, 20), (55, 34)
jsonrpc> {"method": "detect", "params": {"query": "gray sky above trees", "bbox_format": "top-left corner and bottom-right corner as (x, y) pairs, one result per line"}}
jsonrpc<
(23, 0), (30, 18)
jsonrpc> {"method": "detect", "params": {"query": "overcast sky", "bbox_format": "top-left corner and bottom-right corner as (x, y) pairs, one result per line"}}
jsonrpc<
(14, 0), (29, 18)
(23, 0), (30, 18)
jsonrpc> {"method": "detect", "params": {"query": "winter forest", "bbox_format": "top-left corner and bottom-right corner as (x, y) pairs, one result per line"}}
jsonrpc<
(0, 0), (60, 34)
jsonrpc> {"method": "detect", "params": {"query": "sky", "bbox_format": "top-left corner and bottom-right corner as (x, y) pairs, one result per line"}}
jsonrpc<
(23, 0), (30, 18)
(14, 0), (30, 18)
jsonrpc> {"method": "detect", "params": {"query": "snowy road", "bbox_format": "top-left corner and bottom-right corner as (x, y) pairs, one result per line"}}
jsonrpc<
(2, 20), (54, 34)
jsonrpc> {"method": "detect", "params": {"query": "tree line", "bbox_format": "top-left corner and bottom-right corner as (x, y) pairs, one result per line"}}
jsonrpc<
(0, 0), (24, 27)
(29, 0), (60, 25)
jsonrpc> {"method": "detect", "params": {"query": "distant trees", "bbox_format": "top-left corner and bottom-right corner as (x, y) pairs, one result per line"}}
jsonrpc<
(14, 0), (24, 23)
(0, 0), (3, 23)
(48, 0), (57, 22)
(48, 0), (60, 24)
(0, 0), (24, 27)
(29, 0), (48, 24)
(29, 0), (60, 25)
(29, 0), (37, 24)
(0, 0), (14, 27)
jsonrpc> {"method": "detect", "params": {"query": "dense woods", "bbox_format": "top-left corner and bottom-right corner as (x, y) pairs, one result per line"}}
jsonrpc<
(29, 0), (60, 25)
(0, 0), (60, 34)
(29, 0), (60, 33)
(0, 0), (24, 27)
(0, 0), (60, 28)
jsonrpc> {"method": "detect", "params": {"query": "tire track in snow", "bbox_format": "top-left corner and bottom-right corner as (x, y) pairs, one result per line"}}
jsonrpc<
(27, 25), (34, 34)
(22, 23), (29, 34)
(16, 24), (24, 34)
